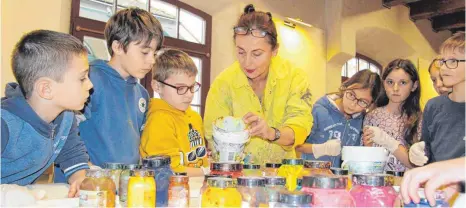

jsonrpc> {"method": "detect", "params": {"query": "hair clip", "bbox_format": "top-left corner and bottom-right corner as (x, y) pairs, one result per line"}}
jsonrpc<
(156, 49), (166, 57)
(244, 4), (255, 14)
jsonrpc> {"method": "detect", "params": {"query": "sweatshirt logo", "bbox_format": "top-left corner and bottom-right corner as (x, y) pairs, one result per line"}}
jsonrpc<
(138, 98), (147, 113)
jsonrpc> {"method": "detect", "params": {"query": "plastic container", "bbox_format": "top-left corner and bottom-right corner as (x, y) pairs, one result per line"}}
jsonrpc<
(278, 159), (304, 191)
(277, 190), (312, 208)
(350, 174), (397, 207)
(104, 163), (124, 194)
(386, 171), (404, 186)
(303, 160), (332, 176)
(263, 163), (282, 177)
(127, 169), (156, 207)
(79, 169), (116, 207)
(301, 174), (355, 207)
(243, 164), (262, 177)
(341, 146), (389, 174)
(119, 164), (141, 207)
(264, 176), (287, 208)
(201, 177), (242, 207)
(331, 167), (352, 190)
(142, 155), (174, 207)
(404, 189), (449, 207)
(168, 175), (190, 207)
(210, 162), (243, 178)
(212, 116), (250, 162)
(237, 176), (268, 207)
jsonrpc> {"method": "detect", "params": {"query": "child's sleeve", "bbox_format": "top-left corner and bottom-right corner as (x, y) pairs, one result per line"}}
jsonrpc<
(421, 102), (433, 161)
(1, 118), (9, 154)
(82, 70), (102, 119)
(55, 117), (90, 180)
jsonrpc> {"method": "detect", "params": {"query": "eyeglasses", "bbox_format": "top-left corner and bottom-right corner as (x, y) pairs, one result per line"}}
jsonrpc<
(345, 91), (370, 108)
(158, 80), (201, 95)
(234, 26), (275, 40)
(434, 58), (465, 69)
(187, 146), (207, 162)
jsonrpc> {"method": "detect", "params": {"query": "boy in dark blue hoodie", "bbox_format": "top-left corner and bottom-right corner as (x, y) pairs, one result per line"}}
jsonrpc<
(1, 30), (93, 197)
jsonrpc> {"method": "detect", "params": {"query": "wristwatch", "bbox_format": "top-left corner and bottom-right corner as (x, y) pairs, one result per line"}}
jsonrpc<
(271, 127), (280, 142)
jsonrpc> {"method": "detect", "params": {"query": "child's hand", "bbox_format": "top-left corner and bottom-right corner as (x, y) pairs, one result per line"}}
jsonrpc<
(67, 169), (86, 198)
(362, 126), (374, 146)
(409, 141), (428, 166)
(364, 126), (400, 153)
(243, 112), (274, 140)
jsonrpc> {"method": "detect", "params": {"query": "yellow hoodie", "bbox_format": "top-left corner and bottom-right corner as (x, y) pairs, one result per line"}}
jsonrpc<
(140, 98), (208, 172)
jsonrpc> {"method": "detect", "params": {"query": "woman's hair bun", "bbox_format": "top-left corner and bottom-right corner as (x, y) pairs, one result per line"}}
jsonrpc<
(244, 4), (255, 14)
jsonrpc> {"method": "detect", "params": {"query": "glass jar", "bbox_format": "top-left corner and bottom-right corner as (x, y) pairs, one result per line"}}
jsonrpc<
(119, 164), (141, 207)
(104, 163), (124, 194)
(199, 174), (232, 206)
(142, 155), (174, 207)
(404, 189), (449, 207)
(350, 174), (397, 207)
(301, 174), (355, 207)
(331, 167), (352, 190)
(263, 163), (282, 177)
(386, 171), (404, 186)
(278, 159), (304, 191)
(265, 176), (287, 208)
(243, 164), (262, 177)
(168, 175), (190, 207)
(210, 162), (243, 178)
(127, 169), (156, 208)
(237, 176), (268, 207)
(277, 190), (312, 208)
(201, 177), (242, 207)
(303, 160), (332, 176)
(79, 169), (116, 207)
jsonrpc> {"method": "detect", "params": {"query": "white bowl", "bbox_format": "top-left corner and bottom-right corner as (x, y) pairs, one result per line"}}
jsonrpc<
(342, 146), (389, 162)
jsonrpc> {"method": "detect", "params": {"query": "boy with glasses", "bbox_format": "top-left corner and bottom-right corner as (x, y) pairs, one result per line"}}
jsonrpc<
(140, 48), (209, 176)
(410, 32), (465, 166)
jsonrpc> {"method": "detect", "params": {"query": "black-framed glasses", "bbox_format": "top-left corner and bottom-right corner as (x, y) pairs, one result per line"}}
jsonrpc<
(434, 58), (465, 69)
(158, 80), (201, 95)
(345, 90), (370, 108)
(234, 26), (275, 40)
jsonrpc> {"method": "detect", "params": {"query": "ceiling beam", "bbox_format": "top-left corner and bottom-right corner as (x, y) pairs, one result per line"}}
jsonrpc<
(409, 0), (465, 21)
(432, 11), (465, 32)
(382, 0), (422, 8)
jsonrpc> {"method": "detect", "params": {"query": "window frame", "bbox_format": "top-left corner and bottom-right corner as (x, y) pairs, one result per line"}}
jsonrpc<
(341, 53), (382, 82)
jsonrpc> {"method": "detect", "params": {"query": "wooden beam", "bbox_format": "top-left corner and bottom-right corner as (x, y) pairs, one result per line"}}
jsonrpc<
(432, 11), (465, 32)
(409, 0), (465, 21)
(382, 0), (422, 8)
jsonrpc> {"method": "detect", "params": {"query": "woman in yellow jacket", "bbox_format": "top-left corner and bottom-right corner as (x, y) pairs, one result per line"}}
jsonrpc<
(204, 4), (313, 164)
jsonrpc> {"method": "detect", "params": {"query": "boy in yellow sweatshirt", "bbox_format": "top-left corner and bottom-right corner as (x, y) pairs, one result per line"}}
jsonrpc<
(140, 48), (209, 176)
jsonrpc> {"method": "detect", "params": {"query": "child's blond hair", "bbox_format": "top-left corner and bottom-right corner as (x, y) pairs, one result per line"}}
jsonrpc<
(440, 31), (465, 55)
(152, 48), (197, 81)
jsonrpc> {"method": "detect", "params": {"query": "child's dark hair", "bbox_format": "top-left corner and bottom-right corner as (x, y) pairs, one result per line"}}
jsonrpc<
(153, 48), (197, 81)
(376, 59), (421, 145)
(339, 69), (383, 103)
(105, 7), (164, 56)
(234, 4), (278, 49)
(11, 30), (87, 98)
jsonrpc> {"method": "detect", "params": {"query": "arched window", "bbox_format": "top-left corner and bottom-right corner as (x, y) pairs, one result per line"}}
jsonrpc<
(341, 53), (382, 82)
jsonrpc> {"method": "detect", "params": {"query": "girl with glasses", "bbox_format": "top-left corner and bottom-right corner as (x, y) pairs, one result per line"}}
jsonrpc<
(296, 70), (382, 168)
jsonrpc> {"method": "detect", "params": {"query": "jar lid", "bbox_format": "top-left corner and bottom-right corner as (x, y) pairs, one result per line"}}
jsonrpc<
(385, 171), (404, 177)
(302, 174), (347, 189)
(174, 172), (187, 176)
(352, 174), (394, 186)
(211, 162), (243, 172)
(130, 169), (155, 177)
(123, 164), (141, 170)
(104, 163), (124, 170)
(265, 163), (282, 168)
(264, 176), (286, 186)
(207, 177), (236, 188)
(304, 160), (332, 169)
(204, 174), (232, 182)
(170, 175), (189, 182)
(243, 164), (261, 169)
(279, 190), (312, 205)
(142, 155), (171, 168)
(237, 176), (266, 187)
(85, 169), (111, 177)
(282, 159), (304, 165)
(330, 167), (349, 175)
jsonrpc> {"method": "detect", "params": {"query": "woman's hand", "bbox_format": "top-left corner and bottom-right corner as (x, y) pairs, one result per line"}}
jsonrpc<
(243, 112), (274, 140)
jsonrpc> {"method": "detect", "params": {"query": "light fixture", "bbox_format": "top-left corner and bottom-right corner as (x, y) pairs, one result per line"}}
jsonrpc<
(284, 21), (296, 28)
(286, 17), (313, 28)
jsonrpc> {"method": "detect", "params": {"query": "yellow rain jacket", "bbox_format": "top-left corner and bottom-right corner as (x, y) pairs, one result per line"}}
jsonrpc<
(140, 98), (208, 172)
(204, 56), (313, 164)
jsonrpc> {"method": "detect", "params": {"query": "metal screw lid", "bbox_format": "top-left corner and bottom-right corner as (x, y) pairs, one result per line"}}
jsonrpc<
(385, 171), (404, 177)
(279, 190), (312, 205)
(302, 174), (348, 189)
(129, 169), (155, 177)
(174, 172), (187, 176)
(170, 175), (189, 183)
(237, 176), (266, 187)
(265, 163), (282, 168)
(104, 163), (124, 170)
(352, 174), (394, 187)
(122, 164), (141, 170)
(142, 155), (171, 168)
(282, 159), (304, 165)
(207, 177), (236, 188)
(304, 160), (332, 169)
(203, 174), (232, 182)
(330, 167), (349, 175)
(85, 169), (111, 178)
(264, 176), (286, 186)
(211, 162), (243, 172)
(243, 164), (261, 169)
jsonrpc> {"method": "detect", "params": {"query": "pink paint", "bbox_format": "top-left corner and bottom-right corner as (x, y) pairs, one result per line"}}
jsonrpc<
(301, 187), (355, 207)
(350, 184), (397, 207)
